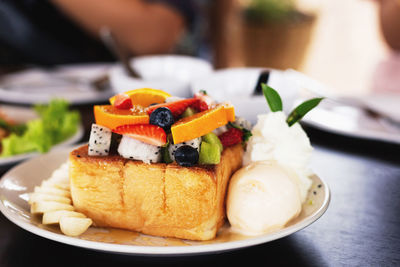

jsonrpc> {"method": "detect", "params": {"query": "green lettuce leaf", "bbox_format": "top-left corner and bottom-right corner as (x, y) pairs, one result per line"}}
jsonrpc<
(1, 99), (80, 157)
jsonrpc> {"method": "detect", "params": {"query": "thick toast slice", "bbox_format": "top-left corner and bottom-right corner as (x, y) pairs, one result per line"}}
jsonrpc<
(69, 144), (243, 240)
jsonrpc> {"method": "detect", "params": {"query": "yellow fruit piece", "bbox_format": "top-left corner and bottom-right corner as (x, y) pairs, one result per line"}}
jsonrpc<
(222, 102), (236, 122)
(109, 88), (171, 107)
(171, 105), (235, 144)
(94, 105), (149, 130)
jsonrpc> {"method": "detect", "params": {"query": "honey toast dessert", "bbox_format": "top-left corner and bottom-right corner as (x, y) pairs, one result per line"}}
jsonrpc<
(69, 89), (252, 240)
(69, 143), (242, 240)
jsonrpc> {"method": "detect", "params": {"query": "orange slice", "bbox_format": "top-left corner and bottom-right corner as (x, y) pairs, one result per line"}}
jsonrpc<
(109, 88), (171, 107)
(222, 102), (235, 122)
(94, 105), (149, 130)
(171, 105), (235, 144)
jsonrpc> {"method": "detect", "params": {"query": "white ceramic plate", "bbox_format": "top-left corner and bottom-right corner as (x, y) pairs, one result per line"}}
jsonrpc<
(110, 55), (213, 98)
(0, 105), (84, 167)
(0, 64), (114, 105)
(0, 147), (330, 256)
(301, 100), (400, 144)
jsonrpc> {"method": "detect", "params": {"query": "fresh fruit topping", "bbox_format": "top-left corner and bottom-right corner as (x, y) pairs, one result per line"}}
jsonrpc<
(182, 107), (196, 118)
(113, 124), (166, 146)
(218, 128), (243, 148)
(198, 141), (221, 165)
(113, 94), (133, 109)
(213, 125), (228, 136)
(59, 217), (93, 237)
(117, 135), (162, 163)
(162, 146), (173, 164)
(202, 132), (223, 153)
(192, 99), (209, 112)
(165, 96), (184, 103)
(232, 117), (252, 130)
(194, 90), (214, 105)
(170, 105), (235, 144)
(149, 107), (174, 132)
(109, 88), (171, 107)
(221, 102), (235, 122)
(168, 137), (201, 162)
(192, 91), (214, 112)
(146, 98), (198, 118)
(229, 121), (252, 142)
(174, 145), (199, 167)
(94, 105), (149, 130)
(88, 124), (112, 156)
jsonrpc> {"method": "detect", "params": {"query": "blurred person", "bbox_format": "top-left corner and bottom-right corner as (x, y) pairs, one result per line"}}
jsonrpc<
(373, 0), (400, 94)
(0, 0), (203, 65)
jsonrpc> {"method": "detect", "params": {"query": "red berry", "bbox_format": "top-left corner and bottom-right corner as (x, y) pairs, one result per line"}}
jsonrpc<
(113, 124), (166, 146)
(218, 128), (243, 148)
(192, 99), (209, 112)
(146, 98), (197, 117)
(114, 94), (133, 109)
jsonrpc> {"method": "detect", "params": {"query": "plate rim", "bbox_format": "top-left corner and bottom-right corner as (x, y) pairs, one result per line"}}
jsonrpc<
(0, 148), (330, 256)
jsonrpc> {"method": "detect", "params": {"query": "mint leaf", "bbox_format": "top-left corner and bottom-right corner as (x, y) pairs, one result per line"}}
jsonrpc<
(286, 98), (323, 126)
(242, 128), (252, 142)
(262, 83), (282, 112)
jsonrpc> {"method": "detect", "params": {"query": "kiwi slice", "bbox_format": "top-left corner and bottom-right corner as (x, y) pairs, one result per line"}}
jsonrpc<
(202, 132), (223, 153)
(199, 141), (221, 164)
(182, 107), (196, 118)
(162, 146), (173, 164)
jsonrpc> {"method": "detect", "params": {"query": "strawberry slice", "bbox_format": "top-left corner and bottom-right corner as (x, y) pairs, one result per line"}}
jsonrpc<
(146, 98), (197, 117)
(191, 99), (209, 112)
(113, 124), (166, 146)
(114, 94), (133, 109)
(218, 128), (243, 148)
(192, 91), (214, 112)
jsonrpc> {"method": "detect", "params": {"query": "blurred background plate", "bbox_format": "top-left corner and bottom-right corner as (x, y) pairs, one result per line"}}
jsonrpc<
(301, 100), (400, 144)
(0, 64), (114, 105)
(110, 55), (213, 98)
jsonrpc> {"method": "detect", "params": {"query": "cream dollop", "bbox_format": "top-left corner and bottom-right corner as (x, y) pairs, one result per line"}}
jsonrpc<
(243, 111), (313, 202)
(227, 161), (302, 236)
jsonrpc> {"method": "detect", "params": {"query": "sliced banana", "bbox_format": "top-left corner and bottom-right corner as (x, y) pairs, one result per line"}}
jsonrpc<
(28, 161), (93, 237)
(42, 210), (86, 225)
(30, 201), (74, 214)
(29, 193), (72, 205)
(59, 217), (93, 237)
(41, 180), (70, 191)
(34, 186), (71, 198)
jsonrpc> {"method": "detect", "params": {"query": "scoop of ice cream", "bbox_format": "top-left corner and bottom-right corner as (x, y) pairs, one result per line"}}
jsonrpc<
(243, 111), (312, 202)
(227, 161), (302, 236)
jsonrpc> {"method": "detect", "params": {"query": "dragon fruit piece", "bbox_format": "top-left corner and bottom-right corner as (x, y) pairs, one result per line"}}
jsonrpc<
(232, 117), (252, 130)
(88, 124), (112, 156)
(168, 137), (201, 162)
(118, 135), (161, 164)
(213, 125), (228, 136)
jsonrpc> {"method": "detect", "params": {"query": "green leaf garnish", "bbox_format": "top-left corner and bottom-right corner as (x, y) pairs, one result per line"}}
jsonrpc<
(286, 98), (323, 126)
(1, 99), (80, 157)
(262, 83), (282, 112)
(242, 128), (252, 142)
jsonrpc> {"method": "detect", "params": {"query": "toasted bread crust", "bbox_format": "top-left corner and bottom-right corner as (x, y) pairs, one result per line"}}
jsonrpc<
(69, 144), (243, 240)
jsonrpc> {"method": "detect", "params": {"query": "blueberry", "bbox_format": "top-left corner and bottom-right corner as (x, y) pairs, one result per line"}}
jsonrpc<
(150, 107), (174, 132)
(174, 145), (199, 167)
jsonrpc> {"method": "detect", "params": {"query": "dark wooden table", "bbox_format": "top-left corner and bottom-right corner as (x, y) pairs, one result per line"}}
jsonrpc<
(0, 105), (399, 267)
